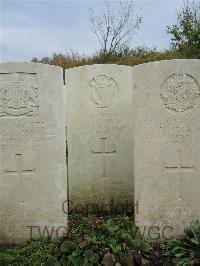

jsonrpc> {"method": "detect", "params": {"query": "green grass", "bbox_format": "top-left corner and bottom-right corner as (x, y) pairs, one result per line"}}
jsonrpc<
(0, 238), (60, 266)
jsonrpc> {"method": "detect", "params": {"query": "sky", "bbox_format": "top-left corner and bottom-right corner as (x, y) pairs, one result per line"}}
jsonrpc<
(0, 0), (184, 62)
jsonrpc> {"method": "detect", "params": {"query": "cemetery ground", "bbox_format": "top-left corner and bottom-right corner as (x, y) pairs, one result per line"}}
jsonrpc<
(0, 215), (200, 266)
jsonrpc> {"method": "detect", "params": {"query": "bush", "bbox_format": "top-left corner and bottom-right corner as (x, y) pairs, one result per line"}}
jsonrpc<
(116, 50), (184, 66)
(59, 215), (151, 265)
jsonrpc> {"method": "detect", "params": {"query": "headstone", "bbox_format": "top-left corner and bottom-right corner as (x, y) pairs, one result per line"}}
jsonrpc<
(133, 59), (200, 237)
(0, 63), (67, 244)
(66, 65), (134, 214)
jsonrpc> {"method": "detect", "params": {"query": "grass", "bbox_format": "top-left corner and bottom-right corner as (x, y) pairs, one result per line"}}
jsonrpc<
(0, 238), (60, 266)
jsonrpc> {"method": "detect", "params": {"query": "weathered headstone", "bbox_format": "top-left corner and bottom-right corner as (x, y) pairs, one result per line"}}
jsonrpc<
(133, 59), (200, 236)
(0, 63), (67, 244)
(66, 65), (134, 213)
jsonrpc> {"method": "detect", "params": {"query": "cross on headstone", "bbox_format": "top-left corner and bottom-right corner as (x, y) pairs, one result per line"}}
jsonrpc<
(92, 138), (116, 179)
(165, 150), (194, 200)
(4, 153), (35, 204)
(5, 153), (35, 176)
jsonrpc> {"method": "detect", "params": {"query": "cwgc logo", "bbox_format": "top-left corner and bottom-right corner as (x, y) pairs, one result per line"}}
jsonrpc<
(0, 76), (39, 117)
(160, 73), (200, 114)
(89, 75), (119, 108)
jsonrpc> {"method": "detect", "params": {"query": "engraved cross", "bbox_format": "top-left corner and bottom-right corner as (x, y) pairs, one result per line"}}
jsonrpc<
(4, 153), (35, 204)
(5, 153), (35, 176)
(92, 138), (116, 179)
(165, 150), (194, 200)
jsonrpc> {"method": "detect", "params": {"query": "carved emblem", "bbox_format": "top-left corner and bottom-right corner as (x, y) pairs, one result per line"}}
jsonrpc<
(89, 75), (119, 108)
(0, 75), (39, 117)
(160, 73), (200, 114)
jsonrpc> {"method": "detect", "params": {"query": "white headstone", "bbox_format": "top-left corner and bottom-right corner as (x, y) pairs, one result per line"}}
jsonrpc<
(133, 59), (200, 237)
(66, 65), (134, 214)
(0, 63), (67, 244)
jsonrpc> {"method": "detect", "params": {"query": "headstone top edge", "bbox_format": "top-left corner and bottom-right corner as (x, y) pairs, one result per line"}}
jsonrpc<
(0, 62), (63, 72)
(65, 63), (133, 73)
(132, 58), (200, 70)
(64, 59), (200, 75)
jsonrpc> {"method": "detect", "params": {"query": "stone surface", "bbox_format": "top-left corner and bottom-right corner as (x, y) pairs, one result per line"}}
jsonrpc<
(0, 63), (67, 244)
(1, 59), (199, 242)
(66, 65), (134, 213)
(133, 59), (200, 237)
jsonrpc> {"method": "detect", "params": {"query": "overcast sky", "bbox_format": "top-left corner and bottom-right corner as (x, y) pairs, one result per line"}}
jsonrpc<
(0, 0), (184, 62)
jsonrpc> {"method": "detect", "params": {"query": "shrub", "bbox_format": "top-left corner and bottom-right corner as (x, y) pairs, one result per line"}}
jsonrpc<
(31, 47), (189, 70)
(59, 215), (151, 265)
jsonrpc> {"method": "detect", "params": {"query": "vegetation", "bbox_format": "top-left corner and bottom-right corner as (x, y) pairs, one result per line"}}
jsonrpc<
(32, 47), (185, 69)
(0, 239), (60, 266)
(167, 0), (200, 58)
(1, 216), (200, 265)
(32, 0), (199, 69)
(0, 215), (151, 265)
(162, 219), (200, 265)
(59, 215), (151, 265)
(89, 0), (142, 57)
